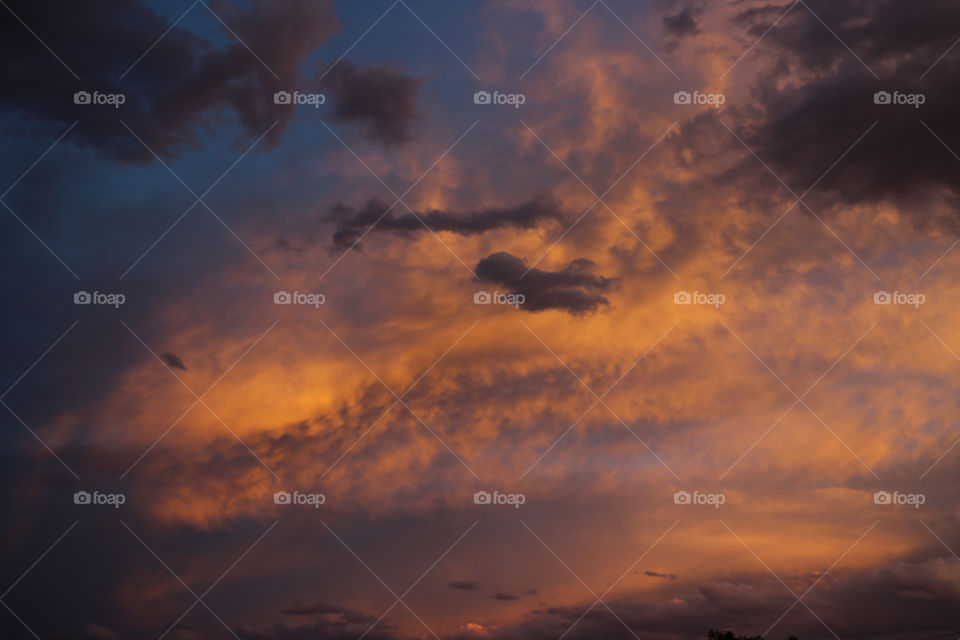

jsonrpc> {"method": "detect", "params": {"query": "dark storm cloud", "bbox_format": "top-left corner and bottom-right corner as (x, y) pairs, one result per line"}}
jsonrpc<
(0, 0), (339, 162)
(662, 5), (701, 38)
(492, 591), (519, 601)
(328, 194), (564, 249)
(161, 352), (186, 370)
(644, 570), (677, 580)
(726, 0), (960, 228)
(475, 252), (616, 315)
(319, 62), (424, 145)
(450, 581), (480, 590)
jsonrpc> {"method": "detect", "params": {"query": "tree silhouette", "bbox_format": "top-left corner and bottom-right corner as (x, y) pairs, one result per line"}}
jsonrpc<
(707, 630), (799, 640)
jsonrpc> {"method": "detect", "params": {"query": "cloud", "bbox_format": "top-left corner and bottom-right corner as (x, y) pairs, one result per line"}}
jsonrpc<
(320, 62), (424, 145)
(328, 194), (564, 249)
(725, 0), (960, 228)
(161, 352), (187, 370)
(0, 0), (340, 162)
(644, 570), (677, 580)
(475, 252), (617, 314)
(491, 592), (519, 601)
(450, 581), (481, 591)
(281, 602), (375, 624)
(662, 5), (701, 38)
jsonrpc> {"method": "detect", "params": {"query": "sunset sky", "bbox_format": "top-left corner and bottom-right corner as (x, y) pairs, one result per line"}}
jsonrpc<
(1, 1), (959, 639)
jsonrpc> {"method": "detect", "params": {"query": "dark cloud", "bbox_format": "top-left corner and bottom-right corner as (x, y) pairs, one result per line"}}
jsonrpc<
(450, 581), (480, 590)
(727, 0), (960, 228)
(644, 570), (677, 580)
(0, 0), (339, 162)
(161, 352), (186, 370)
(328, 194), (564, 250)
(281, 602), (375, 624)
(475, 252), (617, 315)
(492, 591), (519, 601)
(320, 62), (424, 145)
(663, 5), (701, 38)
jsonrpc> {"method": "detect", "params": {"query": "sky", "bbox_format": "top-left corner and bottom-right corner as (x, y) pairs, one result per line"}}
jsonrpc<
(1, 1), (959, 639)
